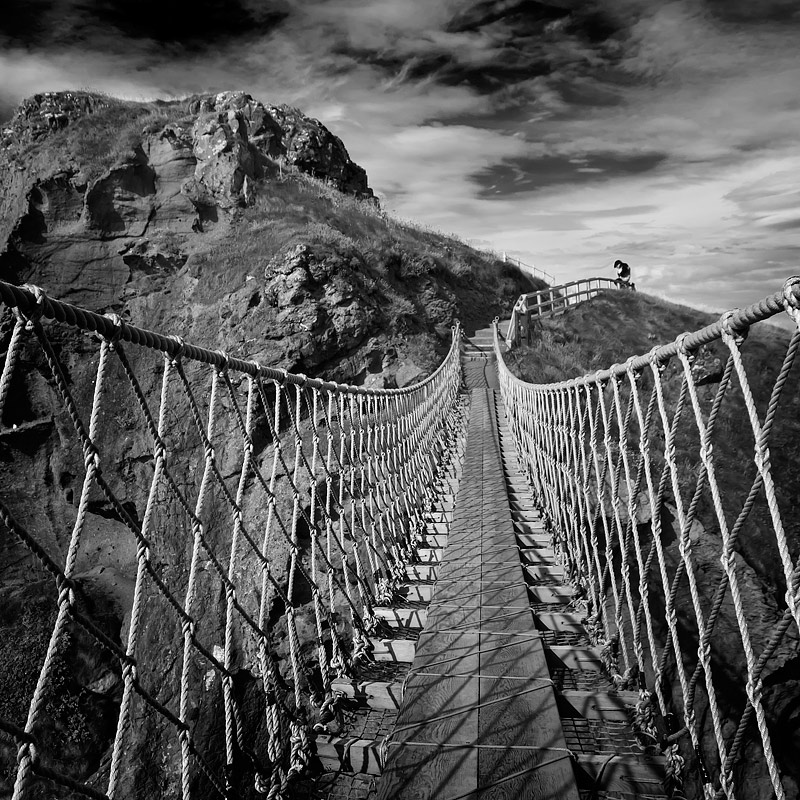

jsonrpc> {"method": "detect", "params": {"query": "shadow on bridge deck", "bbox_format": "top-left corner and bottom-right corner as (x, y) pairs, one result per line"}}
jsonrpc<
(372, 328), (666, 800)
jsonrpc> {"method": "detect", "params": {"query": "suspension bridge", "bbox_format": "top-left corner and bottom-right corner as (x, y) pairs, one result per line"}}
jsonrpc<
(1, 275), (799, 800)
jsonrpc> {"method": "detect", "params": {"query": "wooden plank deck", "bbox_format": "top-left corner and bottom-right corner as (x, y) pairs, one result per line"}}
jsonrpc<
(377, 388), (580, 800)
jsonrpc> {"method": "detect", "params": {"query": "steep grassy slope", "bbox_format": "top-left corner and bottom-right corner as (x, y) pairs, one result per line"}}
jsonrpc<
(505, 290), (800, 798)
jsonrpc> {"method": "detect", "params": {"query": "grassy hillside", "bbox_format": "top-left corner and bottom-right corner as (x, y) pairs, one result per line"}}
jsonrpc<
(504, 289), (800, 797)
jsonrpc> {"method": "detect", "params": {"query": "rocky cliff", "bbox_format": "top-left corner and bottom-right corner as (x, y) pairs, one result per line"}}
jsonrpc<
(0, 91), (540, 797)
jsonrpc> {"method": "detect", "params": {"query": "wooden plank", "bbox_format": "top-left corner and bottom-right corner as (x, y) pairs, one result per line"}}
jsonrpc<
(378, 743), (477, 800)
(477, 744), (579, 800)
(331, 678), (403, 710)
(478, 633), (550, 680)
(416, 547), (443, 562)
(412, 630), (480, 675)
(513, 520), (547, 534)
(547, 646), (604, 671)
(524, 564), (566, 582)
(558, 690), (639, 722)
(519, 547), (558, 566)
(402, 583), (433, 602)
(480, 583), (530, 608)
(431, 582), (484, 605)
(573, 752), (666, 794)
(392, 673), (479, 746)
(316, 735), (383, 775)
(406, 564), (438, 581)
(528, 585), (575, 604)
(374, 606), (427, 628)
(534, 612), (586, 633)
(370, 637), (415, 662)
(515, 533), (555, 551)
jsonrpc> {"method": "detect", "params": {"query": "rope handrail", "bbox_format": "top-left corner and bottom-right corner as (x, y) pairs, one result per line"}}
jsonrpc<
(0, 281), (465, 800)
(0, 280), (452, 396)
(494, 276), (800, 800)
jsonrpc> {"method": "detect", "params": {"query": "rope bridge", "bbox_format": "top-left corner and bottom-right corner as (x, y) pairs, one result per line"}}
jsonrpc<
(495, 277), (800, 800)
(0, 281), (462, 800)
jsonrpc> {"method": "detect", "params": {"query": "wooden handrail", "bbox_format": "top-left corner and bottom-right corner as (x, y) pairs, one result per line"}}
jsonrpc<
(506, 277), (623, 347)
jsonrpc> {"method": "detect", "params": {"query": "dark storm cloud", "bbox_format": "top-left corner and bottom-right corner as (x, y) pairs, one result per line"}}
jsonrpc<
(0, 0), (289, 49)
(336, 45), (553, 94)
(444, 1), (573, 33)
(473, 151), (668, 196)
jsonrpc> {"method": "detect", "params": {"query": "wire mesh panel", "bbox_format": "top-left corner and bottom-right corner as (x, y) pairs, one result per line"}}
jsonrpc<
(496, 279), (800, 800)
(0, 282), (463, 800)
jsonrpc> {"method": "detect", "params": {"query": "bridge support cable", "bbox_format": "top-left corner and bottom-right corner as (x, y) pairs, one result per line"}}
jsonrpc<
(494, 277), (800, 799)
(0, 281), (463, 800)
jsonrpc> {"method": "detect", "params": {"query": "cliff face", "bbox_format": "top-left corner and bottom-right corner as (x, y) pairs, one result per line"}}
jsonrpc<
(0, 90), (371, 307)
(0, 91), (539, 797)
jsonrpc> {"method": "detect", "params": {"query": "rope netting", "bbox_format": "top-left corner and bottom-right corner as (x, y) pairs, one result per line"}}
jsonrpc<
(0, 281), (463, 800)
(495, 277), (800, 800)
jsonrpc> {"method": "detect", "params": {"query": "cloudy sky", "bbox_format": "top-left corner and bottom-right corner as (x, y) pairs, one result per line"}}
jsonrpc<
(1, 0), (799, 317)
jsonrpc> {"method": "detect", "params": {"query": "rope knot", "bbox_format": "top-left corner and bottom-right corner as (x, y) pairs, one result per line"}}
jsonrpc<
(214, 350), (231, 373)
(785, 585), (799, 618)
(57, 578), (75, 609)
(746, 676), (764, 706)
(675, 332), (693, 359)
(754, 443), (771, 473)
(647, 345), (667, 371)
(168, 335), (186, 364)
(782, 276), (800, 326)
(153, 438), (167, 463)
(720, 309), (748, 344)
(102, 312), (125, 344)
(19, 284), (47, 328)
(84, 444), (101, 470)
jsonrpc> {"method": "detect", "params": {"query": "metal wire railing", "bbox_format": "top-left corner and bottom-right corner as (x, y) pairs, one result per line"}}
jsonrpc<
(495, 277), (800, 800)
(0, 281), (463, 800)
(500, 253), (556, 286)
(506, 277), (621, 348)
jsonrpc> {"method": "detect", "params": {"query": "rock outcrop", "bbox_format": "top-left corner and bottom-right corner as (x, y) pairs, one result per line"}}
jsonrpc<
(0, 90), (373, 303)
